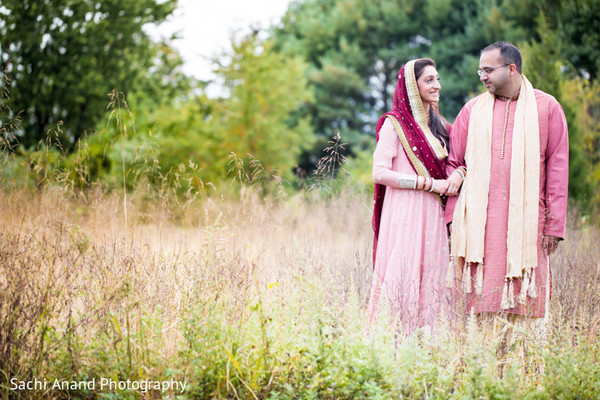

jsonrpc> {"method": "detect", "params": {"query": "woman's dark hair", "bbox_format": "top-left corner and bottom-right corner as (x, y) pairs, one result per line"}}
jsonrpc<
(413, 58), (450, 150)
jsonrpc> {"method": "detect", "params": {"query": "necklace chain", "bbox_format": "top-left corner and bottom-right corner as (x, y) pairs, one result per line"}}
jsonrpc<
(500, 99), (511, 160)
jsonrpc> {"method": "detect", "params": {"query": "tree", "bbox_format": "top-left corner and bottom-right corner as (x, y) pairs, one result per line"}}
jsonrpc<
(0, 0), (179, 150)
(210, 33), (314, 182)
(64, 32), (314, 192)
(274, 0), (426, 148)
(560, 77), (600, 210)
(273, 0), (536, 160)
(558, 0), (600, 80)
(520, 5), (600, 210)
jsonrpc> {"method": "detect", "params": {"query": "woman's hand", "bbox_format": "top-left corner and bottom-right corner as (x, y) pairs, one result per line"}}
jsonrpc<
(444, 169), (464, 196)
(432, 179), (449, 195)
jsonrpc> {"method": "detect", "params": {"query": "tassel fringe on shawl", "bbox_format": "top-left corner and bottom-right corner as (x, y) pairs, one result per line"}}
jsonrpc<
(449, 76), (540, 310)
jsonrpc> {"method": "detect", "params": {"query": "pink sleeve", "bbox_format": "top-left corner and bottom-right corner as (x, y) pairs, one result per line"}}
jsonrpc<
(372, 118), (412, 188)
(543, 102), (569, 239)
(444, 104), (471, 225)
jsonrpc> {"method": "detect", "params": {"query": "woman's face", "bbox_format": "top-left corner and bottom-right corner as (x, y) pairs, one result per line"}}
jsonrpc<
(416, 65), (441, 106)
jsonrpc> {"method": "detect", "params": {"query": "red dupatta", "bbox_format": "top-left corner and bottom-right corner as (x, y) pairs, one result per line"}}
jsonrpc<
(372, 60), (448, 267)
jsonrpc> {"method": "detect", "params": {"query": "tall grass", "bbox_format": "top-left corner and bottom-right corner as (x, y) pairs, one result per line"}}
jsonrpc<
(1, 181), (599, 399)
(1, 79), (598, 399)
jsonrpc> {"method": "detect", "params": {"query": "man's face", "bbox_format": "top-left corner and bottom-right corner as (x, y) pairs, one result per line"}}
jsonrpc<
(479, 49), (510, 95)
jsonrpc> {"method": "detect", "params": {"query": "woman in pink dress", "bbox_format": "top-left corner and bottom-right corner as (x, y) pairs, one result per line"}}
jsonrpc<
(368, 58), (464, 335)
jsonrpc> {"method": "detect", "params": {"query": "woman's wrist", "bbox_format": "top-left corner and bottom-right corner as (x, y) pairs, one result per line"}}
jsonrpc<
(421, 177), (432, 192)
(415, 176), (438, 192)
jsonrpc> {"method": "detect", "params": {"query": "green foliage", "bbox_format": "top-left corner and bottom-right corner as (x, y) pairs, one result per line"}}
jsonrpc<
(212, 33), (315, 182)
(559, 77), (600, 211)
(0, 0), (183, 149)
(2, 0), (600, 210)
(344, 146), (375, 188)
(272, 0), (600, 212)
(275, 0), (426, 147)
(424, 0), (536, 114)
(18, 33), (314, 198)
(540, 329), (600, 399)
(553, 0), (600, 80)
(274, 0), (545, 144)
(178, 257), (397, 399)
(0, 63), (20, 153)
(520, 9), (600, 213)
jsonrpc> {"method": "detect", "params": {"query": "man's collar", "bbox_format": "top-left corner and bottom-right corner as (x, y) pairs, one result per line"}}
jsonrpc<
(495, 92), (520, 102)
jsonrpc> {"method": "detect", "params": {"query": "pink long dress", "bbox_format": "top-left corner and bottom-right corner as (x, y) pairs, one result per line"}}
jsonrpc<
(368, 118), (451, 334)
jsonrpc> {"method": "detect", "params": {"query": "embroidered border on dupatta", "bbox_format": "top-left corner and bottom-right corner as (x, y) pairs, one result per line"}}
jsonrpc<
(387, 115), (443, 204)
(386, 115), (430, 178)
(372, 59), (448, 267)
(405, 60), (448, 160)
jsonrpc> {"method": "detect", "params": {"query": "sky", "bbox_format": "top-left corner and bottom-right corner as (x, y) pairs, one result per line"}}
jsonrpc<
(150, 0), (292, 85)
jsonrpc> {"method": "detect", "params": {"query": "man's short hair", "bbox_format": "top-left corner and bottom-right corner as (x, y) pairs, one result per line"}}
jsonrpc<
(481, 41), (522, 74)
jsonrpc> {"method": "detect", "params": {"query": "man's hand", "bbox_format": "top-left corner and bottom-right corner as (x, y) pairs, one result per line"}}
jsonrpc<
(433, 179), (449, 195)
(542, 235), (561, 255)
(443, 169), (464, 197)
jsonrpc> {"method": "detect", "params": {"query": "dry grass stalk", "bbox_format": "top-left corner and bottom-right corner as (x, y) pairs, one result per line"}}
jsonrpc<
(0, 184), (598, 398)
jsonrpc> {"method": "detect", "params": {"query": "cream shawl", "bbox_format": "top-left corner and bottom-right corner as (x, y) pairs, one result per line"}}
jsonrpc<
(449, 75), (540, 309)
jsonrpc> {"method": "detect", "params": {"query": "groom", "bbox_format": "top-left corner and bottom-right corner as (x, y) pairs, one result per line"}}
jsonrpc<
(445, 41), (569, 322)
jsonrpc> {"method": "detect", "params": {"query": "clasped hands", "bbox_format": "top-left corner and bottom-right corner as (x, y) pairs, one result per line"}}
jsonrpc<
(434, 168), (464, 196)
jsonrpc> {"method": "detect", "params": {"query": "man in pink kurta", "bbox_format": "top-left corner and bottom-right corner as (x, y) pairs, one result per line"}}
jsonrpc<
(445, 42), (568, 317)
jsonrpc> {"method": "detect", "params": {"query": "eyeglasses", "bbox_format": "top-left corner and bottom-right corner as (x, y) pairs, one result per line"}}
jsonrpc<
(477, 63), (511, 77)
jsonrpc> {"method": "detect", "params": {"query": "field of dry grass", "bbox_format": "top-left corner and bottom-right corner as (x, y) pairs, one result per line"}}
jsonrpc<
(1, 185), (599, 399)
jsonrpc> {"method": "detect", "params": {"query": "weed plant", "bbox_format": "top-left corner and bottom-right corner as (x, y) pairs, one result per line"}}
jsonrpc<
(0, 181), (599, 399)
(1, 81), (599, 399)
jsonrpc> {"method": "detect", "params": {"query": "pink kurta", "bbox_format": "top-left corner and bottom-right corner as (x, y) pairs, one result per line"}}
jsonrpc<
(369, 118), (451, 333)
(445, 90), (569, 317)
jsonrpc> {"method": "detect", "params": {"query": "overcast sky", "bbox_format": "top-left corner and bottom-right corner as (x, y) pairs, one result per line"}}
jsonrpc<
(150, 0), (292, 83)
